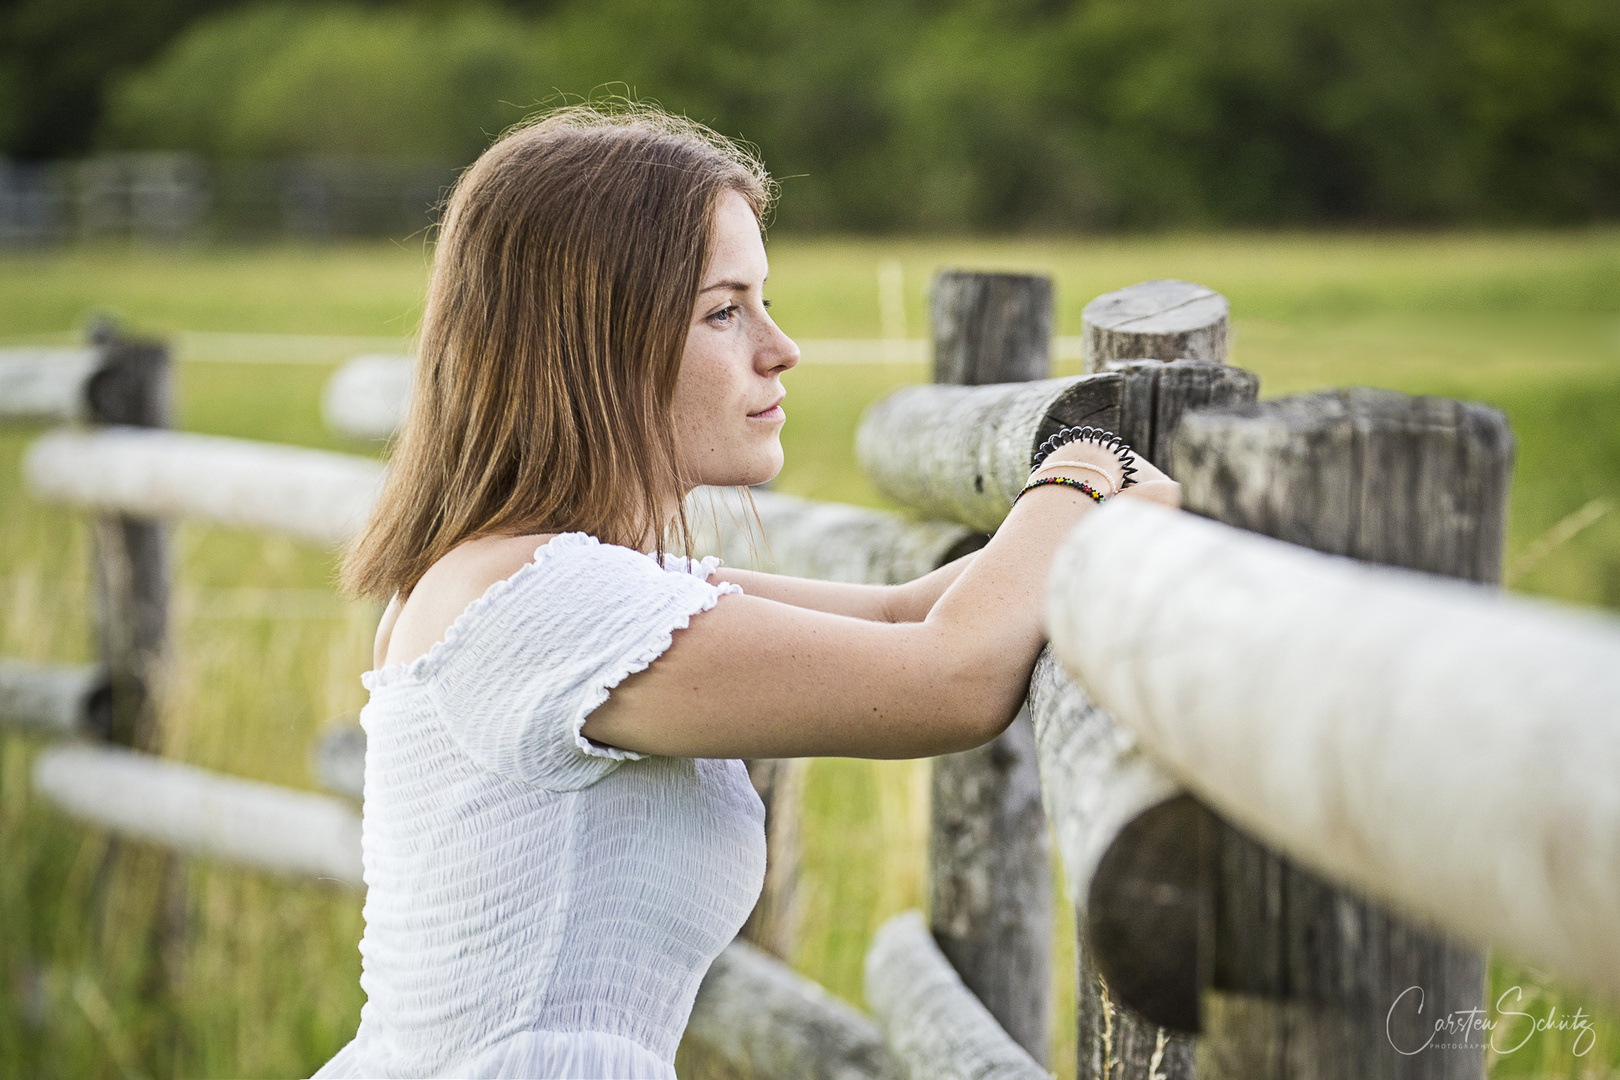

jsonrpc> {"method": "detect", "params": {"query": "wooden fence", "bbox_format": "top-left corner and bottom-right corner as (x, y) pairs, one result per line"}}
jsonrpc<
(0, 153), (460, 244)
(3, 276), (1617, 1080)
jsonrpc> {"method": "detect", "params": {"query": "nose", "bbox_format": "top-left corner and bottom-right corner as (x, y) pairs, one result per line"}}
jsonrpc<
(757, 313), (800, 376)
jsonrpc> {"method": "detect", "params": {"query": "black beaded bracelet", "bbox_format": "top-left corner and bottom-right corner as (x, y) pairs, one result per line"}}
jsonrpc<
(1031, 425), (1138, 487)
(1015, 475), (1106, 505)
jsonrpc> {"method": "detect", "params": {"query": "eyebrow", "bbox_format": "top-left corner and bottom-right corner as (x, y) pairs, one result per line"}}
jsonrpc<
(698, 280), (752, 295)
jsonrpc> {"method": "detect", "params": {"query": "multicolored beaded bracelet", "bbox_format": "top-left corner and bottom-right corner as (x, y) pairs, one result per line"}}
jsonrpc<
(1014, 475), (1106, 505)
(1031, 425), (1139, 487)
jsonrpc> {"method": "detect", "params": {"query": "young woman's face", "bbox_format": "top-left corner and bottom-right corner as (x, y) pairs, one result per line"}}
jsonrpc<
(672, 190), (800, 489)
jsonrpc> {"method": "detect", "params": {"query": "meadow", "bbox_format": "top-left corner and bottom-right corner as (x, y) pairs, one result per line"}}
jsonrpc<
(2, 229), (1618, 1078)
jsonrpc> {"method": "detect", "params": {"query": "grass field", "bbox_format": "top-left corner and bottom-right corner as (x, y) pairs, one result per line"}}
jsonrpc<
(2, 230), (1618, 1078)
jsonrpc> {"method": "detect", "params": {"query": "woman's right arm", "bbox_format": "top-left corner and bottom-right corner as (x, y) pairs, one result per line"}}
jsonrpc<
(582, 443), (1178, 761)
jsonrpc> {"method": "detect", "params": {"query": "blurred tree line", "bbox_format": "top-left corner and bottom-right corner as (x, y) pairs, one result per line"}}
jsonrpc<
(2, 0), (1617, 230)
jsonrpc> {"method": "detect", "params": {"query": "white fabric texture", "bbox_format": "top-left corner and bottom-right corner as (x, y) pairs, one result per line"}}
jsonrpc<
(312, 533), (766, 1079)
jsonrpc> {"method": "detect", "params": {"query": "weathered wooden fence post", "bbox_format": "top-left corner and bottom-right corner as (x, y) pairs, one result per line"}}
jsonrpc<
(1172, 388), (1511, 1079)
(1058, 282), (1243, 1080)
(740, 756), (810, 960)
(83, 320), (172, 750)
(927, 269), (1053, 1064)
(81, 319), (181, 987)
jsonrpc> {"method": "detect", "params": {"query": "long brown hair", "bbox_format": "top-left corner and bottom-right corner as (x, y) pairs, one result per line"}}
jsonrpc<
(341, 104), (773, 601)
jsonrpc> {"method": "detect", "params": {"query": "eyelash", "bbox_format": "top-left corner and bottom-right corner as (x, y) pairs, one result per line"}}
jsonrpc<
(709, 299), (770, 325)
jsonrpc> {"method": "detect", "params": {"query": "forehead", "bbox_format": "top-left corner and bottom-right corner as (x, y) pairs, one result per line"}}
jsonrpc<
(706, 190), (767, 280)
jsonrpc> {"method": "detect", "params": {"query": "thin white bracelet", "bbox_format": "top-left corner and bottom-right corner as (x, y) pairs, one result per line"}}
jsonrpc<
(1029, 460), (1119, 497)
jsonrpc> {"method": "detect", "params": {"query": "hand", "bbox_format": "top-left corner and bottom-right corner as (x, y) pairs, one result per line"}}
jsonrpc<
(1115, 453), (1181, 509)
(1041, 439), (1128, 492)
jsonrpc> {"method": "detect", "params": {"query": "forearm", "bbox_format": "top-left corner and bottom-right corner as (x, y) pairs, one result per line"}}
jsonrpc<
(704, 565), (895, 621)
(882, 549), (979, 622)
(705, 548), (981, 623)
(922, 484), (1103, 708)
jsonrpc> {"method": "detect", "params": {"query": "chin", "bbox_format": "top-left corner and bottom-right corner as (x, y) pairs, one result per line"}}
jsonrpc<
(706, 447), (783, 489)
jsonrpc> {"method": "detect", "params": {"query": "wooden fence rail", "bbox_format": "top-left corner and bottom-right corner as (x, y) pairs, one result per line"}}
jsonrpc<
(855, 373), (1119, 533)
(864, 910), (1047, 1080)
(0, 348), (104, 421)
(0, 660), (106, 736)
(30, 741), (863, 1080)
(1027, 653), (1200, 1074)
(1047, 497), (1620, 1006)
(687, 939), (902, 1080)
(322, 353), (413, 440)
(24, 427), (386, 546)
(34, 742), (365, 888)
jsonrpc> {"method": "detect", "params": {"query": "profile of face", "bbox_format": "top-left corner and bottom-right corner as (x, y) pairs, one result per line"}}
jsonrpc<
(670, 190), (800, 490)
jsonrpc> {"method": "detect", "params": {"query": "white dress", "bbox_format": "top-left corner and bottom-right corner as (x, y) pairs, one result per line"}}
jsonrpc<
(312, 533), (766, 1079)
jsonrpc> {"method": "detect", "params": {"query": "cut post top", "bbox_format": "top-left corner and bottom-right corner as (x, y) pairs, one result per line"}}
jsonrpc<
(931, 269), (1054, 386)
(1082, 279), (1229, 372)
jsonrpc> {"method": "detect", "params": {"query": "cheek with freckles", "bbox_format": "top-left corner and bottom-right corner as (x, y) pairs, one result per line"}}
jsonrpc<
(671, 351), (783, 487)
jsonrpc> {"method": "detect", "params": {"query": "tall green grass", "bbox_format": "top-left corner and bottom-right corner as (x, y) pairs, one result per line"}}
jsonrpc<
(2, 231), (1618, 1077)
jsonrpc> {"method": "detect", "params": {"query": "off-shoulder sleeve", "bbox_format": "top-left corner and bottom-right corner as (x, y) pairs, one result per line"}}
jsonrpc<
(429, 533), (742, 792)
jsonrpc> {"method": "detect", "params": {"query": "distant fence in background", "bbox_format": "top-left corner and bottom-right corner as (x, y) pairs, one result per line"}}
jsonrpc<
(0, 153), (459, 244)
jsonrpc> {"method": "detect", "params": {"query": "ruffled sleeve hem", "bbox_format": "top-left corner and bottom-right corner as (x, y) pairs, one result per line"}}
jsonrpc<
(659, 551), (745, 591)
(406, 533), (743, 791)
(361, 533), (602, 692)
(568, 579), (733, 762)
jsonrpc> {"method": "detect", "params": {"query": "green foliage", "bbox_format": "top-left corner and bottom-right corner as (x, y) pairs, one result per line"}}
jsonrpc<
(103, 4), (553, 161)
(0, 0), (248, 159)
(85, 0), (1620, 229)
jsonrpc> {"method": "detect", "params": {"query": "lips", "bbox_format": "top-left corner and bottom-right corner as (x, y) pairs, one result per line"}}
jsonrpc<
(748, 397), (785, 420)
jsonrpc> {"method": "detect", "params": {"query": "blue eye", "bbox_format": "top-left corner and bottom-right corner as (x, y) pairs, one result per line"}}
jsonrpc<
(710, 304), (739, 324)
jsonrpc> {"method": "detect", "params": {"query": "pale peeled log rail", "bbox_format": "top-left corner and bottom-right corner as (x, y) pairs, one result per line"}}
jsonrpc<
(0, 348), (101, 421)
(1080, 280), (1228, 372)
(855, 373), (1121, 533)
(323, 353), (413, 440)
(1029, 653), (1204, 1060)
(0, 660), (105, 736)
(863, 911), (1047, 1080)
(686, 938), (902, 1080)
(686, 485), (980, 585)
(34, 743), (365, 889)
(1027, 647), (1183, 956)
(22, 426), (976, 570)
(1046, 497), (1620, 1003)
(24, 427), (386, 546)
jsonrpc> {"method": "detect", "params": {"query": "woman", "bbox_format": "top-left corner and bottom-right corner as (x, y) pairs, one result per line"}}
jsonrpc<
(316, 104), (1179, 1079)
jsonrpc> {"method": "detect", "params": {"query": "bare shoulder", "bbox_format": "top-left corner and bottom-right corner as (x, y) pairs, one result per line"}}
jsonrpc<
(375, 532), (557, 671)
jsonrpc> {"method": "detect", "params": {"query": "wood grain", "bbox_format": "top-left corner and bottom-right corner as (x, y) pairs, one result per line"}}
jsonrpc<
(913, 270), (1056, 1066)
(1029, 314), (1252, 1073)
(1081, 280), (1228, 373)
(1044, 488), (1620, 1069)
(930, 271), (1054, 386)
(686, 937), (902, 1080)
(856, 373), (1121, 533)
(865, 911), (1048, 1080)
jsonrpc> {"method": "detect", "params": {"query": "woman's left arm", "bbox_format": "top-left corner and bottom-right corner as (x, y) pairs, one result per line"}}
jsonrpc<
(706, 550), (978, 623)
